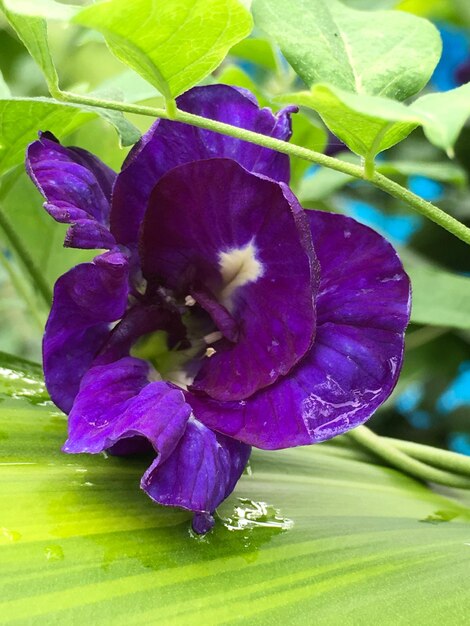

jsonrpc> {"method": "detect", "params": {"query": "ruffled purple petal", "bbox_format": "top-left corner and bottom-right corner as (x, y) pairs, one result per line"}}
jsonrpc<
(189, 211), (411, 448)
(26, 132), (116, 250)
(43, 251), (129, 413)
(64, 357), (191, 460)
(64, 221), (116, 249)
(111, 84), (295, 246)
(141, 158), (318, 401)
(141, 416), (251, 533)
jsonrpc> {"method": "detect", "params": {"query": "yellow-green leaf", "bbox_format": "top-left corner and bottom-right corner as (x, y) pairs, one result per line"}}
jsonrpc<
(74, 0), (253, 101)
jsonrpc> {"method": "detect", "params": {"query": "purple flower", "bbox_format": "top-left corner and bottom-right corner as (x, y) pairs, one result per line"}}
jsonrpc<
(26, 85), (411, 533)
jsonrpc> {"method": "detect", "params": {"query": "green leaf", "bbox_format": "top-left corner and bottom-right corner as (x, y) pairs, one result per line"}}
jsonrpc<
(0, 351), (46, 398)
(0, 98), (93, 176)
(279, 82), (470, 161)
(253, 0), (441, 100)
(92, 108), (141, 148)
(74, 0), (253, 101)
(1, 360), (470, 623)
(0, 0), (64, 93)
(406, 263), (470, 330)
(279, 86), (419, 160)
(229, 37), (277, 71)
(412, 83), (470, 157)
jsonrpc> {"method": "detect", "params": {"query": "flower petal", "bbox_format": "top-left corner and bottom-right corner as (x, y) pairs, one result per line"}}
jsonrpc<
(43, 251), (129, 413)
(190, 211), (411, 449)
(141, 416), (251, 534)
(111, 84), (295, 246)
(141, 159), (318, 401)
(64, 357), (191, 461)
(26, 132), (116, 249)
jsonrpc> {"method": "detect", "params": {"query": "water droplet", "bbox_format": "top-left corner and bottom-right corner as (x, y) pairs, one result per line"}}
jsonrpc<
(420, 509), (459, 524)
(44, 545), (64, 561)
(222, 498), (294, 532)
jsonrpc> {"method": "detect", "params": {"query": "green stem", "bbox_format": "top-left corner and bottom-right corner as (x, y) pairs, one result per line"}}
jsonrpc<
(54, 90), (470, 246)
(382, 436), (470, 478)
(0, 206), (52, 308)
(348, 426), (470, 489)
(165, 97), (177, 119)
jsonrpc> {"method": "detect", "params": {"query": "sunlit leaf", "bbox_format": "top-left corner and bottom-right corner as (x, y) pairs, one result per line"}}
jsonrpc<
(253, 0), (441, 100)
(278, 86), (419, 160)
(74, 0), (253, 100)
(279, 82), (470, 160)
(0, 357), (470, 623)
(0, 0), (79, 20)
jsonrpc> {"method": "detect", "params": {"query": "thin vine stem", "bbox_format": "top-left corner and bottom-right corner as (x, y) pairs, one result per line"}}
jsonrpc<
(348, 426), (470, 489)
(382, 436), (470, 478)
(53, 89), (470, 246)
(0, 206), (53, 308)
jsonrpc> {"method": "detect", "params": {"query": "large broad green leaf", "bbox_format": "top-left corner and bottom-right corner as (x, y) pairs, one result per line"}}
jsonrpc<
(406, 263), (470, 331)
(253, 0), (441, 100)
(253, 0), (443, 161)
(1, 357), (470, 623)
(74, 0), (253, 101)
(280, 81), (470, 160)
(279, 86), (419, 161)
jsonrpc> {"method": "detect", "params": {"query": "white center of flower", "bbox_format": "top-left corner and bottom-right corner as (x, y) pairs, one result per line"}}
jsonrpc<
(218, 241), (264, 310)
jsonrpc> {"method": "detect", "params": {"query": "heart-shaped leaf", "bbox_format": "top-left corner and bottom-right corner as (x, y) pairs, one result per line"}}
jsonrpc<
(279, 86), (419, 161)
(1, 356), (470, 623)
(279, 81), (470, 160)
(74, 0), (253, 101)
(253, 0), (441, 100)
